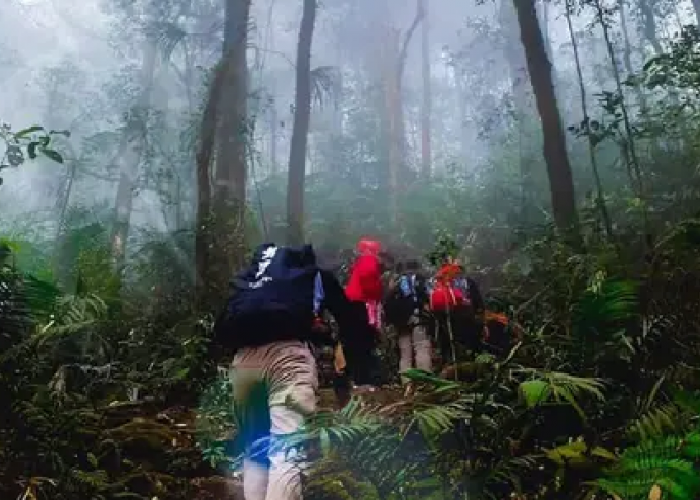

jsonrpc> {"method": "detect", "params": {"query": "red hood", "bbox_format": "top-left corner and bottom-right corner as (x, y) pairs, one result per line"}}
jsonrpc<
(356, 238), (382, 256)
(345, 253), (383, 302)
(435, 263), (461, 284)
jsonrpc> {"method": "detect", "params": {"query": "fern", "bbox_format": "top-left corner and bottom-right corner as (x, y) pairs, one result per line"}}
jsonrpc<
(627, 404), (692, 442)
(595, 430), (700, 500)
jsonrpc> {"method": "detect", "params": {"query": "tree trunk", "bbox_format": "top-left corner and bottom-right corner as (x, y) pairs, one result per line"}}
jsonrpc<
(500, 0), (533, 223)
(380, 4), (423, 228)
(638, 0), (662, 54)
(197, 0), (250, 306)
(216, 0), (250, 251)
(111, 38), (157, 269)
(453, 67), (470, 164)
(618, 0), (634, 76)
(383, 28), (401, 228)
(269, 92), (277, 175)
(195, 59), (226, 309)
(332, 67), (343, 139)
(565, 0), (613, 240)
(692, 0), (700, 25)
(419, 0), (431, 178)
(396, 3), (424, 173)
(286, 0), (317, 246)
(512, 0), (579, 236)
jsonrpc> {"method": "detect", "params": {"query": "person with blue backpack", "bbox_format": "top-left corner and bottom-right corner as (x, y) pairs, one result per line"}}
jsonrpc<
(213, 243), (370, 500)
(385, 259), (432, 380)
(428, 256), (486, 368)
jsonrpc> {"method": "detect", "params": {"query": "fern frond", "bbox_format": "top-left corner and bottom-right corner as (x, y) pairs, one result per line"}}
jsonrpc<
(627, 404), (691, 442)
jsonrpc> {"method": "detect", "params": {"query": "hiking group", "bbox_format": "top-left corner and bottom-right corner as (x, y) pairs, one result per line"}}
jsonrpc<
(213, 238), (518, 500)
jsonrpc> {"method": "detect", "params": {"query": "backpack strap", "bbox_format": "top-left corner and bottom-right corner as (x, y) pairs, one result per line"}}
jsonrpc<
(399, 274), (412, 297)
(313, 271), (325, 316)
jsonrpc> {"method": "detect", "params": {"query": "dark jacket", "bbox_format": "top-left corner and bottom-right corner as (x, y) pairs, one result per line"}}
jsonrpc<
(214, 260), (367, 351)
(384, 272), (429, 328)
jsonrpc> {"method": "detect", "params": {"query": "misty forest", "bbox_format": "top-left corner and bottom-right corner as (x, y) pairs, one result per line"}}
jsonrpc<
(4, 0), (700, 498)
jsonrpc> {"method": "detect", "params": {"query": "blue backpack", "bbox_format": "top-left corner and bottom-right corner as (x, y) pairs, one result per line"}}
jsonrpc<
(452, 277), (472, 307)
(215, 243), (325, 348)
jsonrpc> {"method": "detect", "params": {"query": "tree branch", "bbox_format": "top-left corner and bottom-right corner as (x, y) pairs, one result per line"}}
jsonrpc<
(397, 0), (425, 80)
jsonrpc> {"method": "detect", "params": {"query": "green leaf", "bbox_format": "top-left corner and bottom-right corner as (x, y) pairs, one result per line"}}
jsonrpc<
(546, 441), (616, 466)
(41, 148), (64, 164)
(519, 379), (550, 408)
(27, 142), (38, 159)
(15, 126), (44, 138)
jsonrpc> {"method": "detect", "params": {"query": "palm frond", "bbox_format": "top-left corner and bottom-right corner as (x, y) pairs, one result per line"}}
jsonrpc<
(517, 369), (605, 418)
(573, 278), (639, 338)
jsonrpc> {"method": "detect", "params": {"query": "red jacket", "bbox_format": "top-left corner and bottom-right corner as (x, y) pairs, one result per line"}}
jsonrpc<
(429, 263), (464, 311)
(345, 253), (383, 303)
(430, 283), (464, 311)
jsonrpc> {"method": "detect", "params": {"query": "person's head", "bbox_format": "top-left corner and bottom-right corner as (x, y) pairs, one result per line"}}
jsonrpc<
(378, 250), (394, 272)
(404, 259), (420, 273)
(356, 237), (382, 256)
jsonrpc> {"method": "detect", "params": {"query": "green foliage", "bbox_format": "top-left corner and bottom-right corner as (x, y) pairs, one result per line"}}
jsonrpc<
(0, 123), (67, 185)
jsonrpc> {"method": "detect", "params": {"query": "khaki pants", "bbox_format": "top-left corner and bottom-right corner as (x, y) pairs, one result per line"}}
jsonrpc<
(398, 323), (432, 381)
(231, 341), (318, 500)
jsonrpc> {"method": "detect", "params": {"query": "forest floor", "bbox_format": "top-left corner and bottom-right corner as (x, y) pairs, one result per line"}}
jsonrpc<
(113, 386), (402, 499)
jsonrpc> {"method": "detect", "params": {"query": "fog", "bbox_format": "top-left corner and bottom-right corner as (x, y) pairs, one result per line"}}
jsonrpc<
(0, 0), (698, 264)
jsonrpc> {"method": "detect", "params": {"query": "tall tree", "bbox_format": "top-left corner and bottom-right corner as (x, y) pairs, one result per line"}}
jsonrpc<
(692, 0), (700, 25)
(419, 0), (432, 178)
(286, 0), (318, 246)
(382, 2), (423, 227)
(111, 37), (158, 269)
(196, 0), (251, 305)
(499, 0), (534, 223)
(512, 0), (579, 236)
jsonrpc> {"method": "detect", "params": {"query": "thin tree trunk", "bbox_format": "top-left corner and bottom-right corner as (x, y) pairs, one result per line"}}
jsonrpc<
(419, 0), (431, 178)
(692, 0), (700, 25)
(618, 0), (648, 112)
(592, 0), (644, 196)
(269, 92), (277, 175)
(454, 67), (470, 164)
(638, 0), (663, 54)
(111, 38), (157, 269)
(384, 28), (401, 228)
(565, 0), (613, 239)
(512, 0), (579, 237)
(286, 0), (317, 246)
(618, 0), (634, 76)
(395, 3), (424, 171)
(592, 0), (651, 245)
(501, 0), (533, 223)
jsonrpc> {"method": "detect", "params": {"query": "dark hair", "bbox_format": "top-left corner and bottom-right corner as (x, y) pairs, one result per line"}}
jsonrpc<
(404, 259), (420, 271)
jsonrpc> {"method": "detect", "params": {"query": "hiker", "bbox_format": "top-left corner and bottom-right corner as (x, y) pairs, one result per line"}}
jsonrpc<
(343, 237), (385, 389)
(429, 256), (485, 367)
(312, 248), (353, 407)
(213, 243), (370, 500)
(482, 300), (524, 356)
(385, 259), (432, 380)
